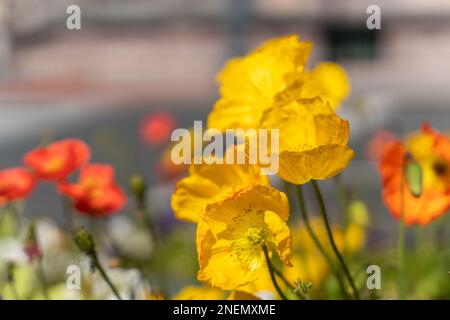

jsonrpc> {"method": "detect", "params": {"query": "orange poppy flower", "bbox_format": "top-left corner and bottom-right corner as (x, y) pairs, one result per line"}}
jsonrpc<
(0, 167), (36, 205)
(58, 164), (126, 217)
(379, 123), (450, 225)
(23, 139), (90, 181)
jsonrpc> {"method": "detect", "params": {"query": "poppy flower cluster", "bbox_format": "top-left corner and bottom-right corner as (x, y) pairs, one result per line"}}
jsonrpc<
(171, 34), (354, 295)
(208, 34), (353, 185)
(0, 139), (125, 217)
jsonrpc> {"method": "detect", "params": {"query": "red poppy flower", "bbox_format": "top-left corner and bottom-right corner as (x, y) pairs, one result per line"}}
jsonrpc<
(0, 167), (36, 205)
(140, 112), (177, 147)
(23, 139), (90, 181)
(379, 123), (450, 225)
(59, 164), (126, 217)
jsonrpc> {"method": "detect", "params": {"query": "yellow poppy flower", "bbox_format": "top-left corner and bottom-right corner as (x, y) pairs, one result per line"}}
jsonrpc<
(173, 285), (226, 300)
(208, 35), (350, 131)
(260, 91), (354, 185)
(208, 35), (312, 131)
(197, 185), (292, 290)
(171, 147), (268, 223)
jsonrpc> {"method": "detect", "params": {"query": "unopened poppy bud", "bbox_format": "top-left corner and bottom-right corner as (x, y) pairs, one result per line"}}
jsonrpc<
(130, 174), (146, 204)
(293, 279), (312, 300)
(73, 227), (96, 256)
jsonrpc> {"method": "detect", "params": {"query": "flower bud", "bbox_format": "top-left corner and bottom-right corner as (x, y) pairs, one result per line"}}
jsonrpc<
(73, 227), (96, 256)
(130, 174), (146, 204)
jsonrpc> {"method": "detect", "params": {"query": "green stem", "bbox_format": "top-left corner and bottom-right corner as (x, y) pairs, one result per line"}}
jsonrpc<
(93, 255), (122, 300)
(397, 170), (406, 300)
(262, 244), (288, 300)
(9, 282), (20, 300)
(139, 203), (159, 245)
(333, 175), (350, 225)
(272, 266), (294, 290)
(295, 184), (350, 299)
(311, 180), (360, 300)
(0, 208), (6, 230)
(37, 259), (50, 300)
(272, 267), (309, 300)
(397, 219), (406, 299)
(8, 203), (21, 235)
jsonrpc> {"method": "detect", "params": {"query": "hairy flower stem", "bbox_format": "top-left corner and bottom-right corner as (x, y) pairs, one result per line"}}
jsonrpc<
(272, 266), (306, 300)
(311, 180), (360, 300)
(272, 266), (294, 290)
(397, 171), (406, 300)
(92, 254), (122, 300)
(138, 204), (160, 246)
(397, 219), (406, 299)
(37, 259), (50, 300)
(295, 184), (350, 299)
(262, 244), (288, 300)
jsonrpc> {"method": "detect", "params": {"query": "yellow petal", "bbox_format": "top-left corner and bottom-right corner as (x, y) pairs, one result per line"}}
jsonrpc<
(197, 238), (264, 290)
(264, 210), (293, 267)
(261, 97), (349, 151)
(171, 158), (267, 223)
(300, 62), (351, 110)
(171, 174), (221, 223)
(208, 35), (312, 131)
(277, 146), (354, 185)
(202, 185), (289, 235)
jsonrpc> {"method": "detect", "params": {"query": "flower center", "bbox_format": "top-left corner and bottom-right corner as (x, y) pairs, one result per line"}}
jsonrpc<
(246, 227), (265, 247)
(433, 160), (448, 177)
(229, 208), (268, 273)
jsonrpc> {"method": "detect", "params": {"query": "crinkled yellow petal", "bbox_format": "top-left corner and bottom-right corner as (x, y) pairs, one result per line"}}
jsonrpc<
(208, 35), (312, 130)
(202, 185), (289, 235)
(173, 285), (225, 300)
(197, 185), (291, 290)
(261, 97), (349, 151)
(197, 238), (265, 290)
(171, 159), (267, 223)
(171, 175), (221, 223)
(196, 219), (215, 269)
(236, 269), (275, 298)
(264, 210), (293, 267)
(277, 145), (354, 185)
(300, 62), (351, 110)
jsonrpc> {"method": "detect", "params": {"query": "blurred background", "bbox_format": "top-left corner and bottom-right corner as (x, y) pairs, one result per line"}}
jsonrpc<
(0, 0), (449, 297)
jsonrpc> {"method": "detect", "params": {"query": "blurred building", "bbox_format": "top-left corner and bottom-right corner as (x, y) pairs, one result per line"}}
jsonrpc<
(1, 0), (450, 109)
